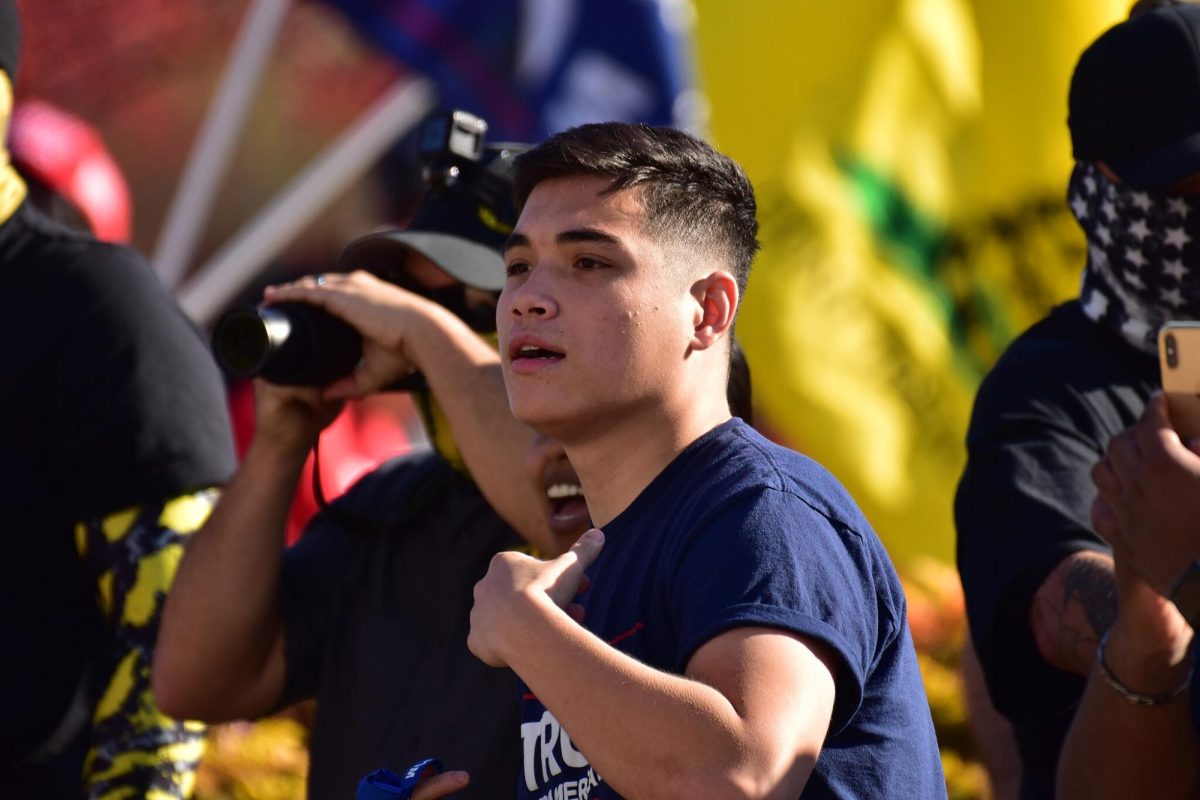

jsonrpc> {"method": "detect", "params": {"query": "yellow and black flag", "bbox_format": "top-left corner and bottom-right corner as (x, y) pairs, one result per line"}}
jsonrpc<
(694, 0), (1129, 564)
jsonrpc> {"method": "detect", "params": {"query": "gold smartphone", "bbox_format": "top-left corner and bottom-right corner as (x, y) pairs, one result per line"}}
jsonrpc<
(1159, 321), (1200, 439)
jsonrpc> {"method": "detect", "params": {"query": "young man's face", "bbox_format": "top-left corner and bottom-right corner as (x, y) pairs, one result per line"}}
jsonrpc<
(498, 176), (696, 437)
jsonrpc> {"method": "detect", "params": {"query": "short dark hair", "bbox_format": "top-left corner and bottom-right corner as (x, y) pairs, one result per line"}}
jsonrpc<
(512, 122), (760, 297)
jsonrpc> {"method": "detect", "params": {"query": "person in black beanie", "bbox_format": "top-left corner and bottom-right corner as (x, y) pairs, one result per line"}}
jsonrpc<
(956, 3), (1200, 798)
(0, 2), (236, 796)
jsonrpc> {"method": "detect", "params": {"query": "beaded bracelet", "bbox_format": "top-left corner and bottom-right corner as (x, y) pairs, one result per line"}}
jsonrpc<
(1095, 630), (1193, 707)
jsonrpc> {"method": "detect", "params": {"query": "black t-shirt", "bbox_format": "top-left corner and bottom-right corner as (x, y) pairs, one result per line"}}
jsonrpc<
(955, 301), (1157, 799)
(0, 203), (235, 773)
(280, 451), (524, 800)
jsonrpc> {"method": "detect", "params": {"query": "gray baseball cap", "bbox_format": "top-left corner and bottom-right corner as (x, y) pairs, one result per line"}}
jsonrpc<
(340, 143), (526, 291)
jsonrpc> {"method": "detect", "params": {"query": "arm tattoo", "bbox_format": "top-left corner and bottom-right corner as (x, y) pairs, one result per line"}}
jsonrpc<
(1061, 556), (1117, 638)
(1030, 552), (1117, 674)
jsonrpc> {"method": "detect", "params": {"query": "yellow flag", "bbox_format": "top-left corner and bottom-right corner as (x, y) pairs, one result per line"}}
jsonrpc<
(694, 0), (1129, 564)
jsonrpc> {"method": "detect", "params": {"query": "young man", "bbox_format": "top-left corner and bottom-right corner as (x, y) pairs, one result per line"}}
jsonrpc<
(465, 123), (944, 799)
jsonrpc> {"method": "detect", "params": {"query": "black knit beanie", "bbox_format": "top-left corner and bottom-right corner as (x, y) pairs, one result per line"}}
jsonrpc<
(0, 1), (20, 82)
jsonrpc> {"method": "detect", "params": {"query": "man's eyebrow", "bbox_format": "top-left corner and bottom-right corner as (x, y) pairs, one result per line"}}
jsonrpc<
(503, 232), (531, 253)
(504, 227), (624, 253)
(557, 227), (622, 247)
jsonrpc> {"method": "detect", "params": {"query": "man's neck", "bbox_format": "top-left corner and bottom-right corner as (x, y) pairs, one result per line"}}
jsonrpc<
(564, 397), (732, 528)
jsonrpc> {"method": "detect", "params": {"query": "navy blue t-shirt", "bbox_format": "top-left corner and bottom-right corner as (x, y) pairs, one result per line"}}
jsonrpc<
(517, 419), (945, 799)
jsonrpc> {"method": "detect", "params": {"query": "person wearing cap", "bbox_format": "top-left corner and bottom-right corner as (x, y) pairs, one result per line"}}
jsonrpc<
(955, 3), (1200, 798)
(155, 144), (562, 798)
(0, 2), (237, 797)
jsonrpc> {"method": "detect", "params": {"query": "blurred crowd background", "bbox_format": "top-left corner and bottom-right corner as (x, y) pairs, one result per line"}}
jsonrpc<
(11, 1), (1143, 797)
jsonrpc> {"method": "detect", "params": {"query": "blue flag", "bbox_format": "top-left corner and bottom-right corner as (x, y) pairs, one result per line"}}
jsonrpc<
(320, 0), (697, 140)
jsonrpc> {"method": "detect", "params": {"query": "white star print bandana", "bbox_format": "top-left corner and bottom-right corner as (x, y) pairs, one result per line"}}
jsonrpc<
(1071, 161), (1200, 354)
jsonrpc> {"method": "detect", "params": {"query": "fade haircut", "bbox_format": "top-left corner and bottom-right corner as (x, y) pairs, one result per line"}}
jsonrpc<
(512, 123), (760, 298)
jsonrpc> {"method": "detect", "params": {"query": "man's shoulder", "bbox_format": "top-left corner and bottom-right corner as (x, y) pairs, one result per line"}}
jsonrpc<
(333, 450), (464, 512)
(2, 205), (154, 314)
(685, 424), (902, 605)
(288, 451), (488, 564)
(643, 423), (914, 703)
(4, 206), (182, 343)
(969, 301), (1155, 442)
(4, 201), (143, 271)
(325, 449), (514, 535)
(983, 301), (1153, 395)
(697, 420), (875, 536)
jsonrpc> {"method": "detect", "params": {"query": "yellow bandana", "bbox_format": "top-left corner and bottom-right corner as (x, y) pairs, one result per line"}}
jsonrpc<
(414, 331), (500, 475)
(0, 71), (27, 226)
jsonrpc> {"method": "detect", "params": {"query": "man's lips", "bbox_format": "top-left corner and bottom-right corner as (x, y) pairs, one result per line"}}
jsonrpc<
(507, 334), (565, 374)
(507, 334), (564, 361)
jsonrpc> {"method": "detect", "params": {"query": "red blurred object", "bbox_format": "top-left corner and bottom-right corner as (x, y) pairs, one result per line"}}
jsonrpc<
(8, 99), (133, 243)
(227, 381), (415, 544)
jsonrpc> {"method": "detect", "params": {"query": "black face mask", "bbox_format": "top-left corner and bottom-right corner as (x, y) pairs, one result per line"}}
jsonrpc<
(419, 284), (500, 334)
(374, 256), (500, 336)
(1071, 161), (1200, 354)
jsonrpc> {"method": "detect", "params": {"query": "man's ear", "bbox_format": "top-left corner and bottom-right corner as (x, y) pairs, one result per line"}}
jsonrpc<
(689, 271), (738, 351)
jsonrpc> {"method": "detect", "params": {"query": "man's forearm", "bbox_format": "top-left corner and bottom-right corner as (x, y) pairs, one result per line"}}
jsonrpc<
(1057, 624), (1198, 799)
(153, 440), (304, 721)
(406, 305), (546, 541)
(502, 597), (820, 800)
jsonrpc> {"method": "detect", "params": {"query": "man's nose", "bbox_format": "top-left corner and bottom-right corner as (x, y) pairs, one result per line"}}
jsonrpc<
(508, 274), (558, 318)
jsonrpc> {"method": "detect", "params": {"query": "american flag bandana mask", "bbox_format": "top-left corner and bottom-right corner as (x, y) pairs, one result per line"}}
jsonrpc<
(1071, 161), (1200, 355)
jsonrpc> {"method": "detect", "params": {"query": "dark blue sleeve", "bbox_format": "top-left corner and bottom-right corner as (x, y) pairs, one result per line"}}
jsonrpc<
(669, 487), (899, 733)
(276, 452), (451, 707)
(278, 512), (347, 707)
